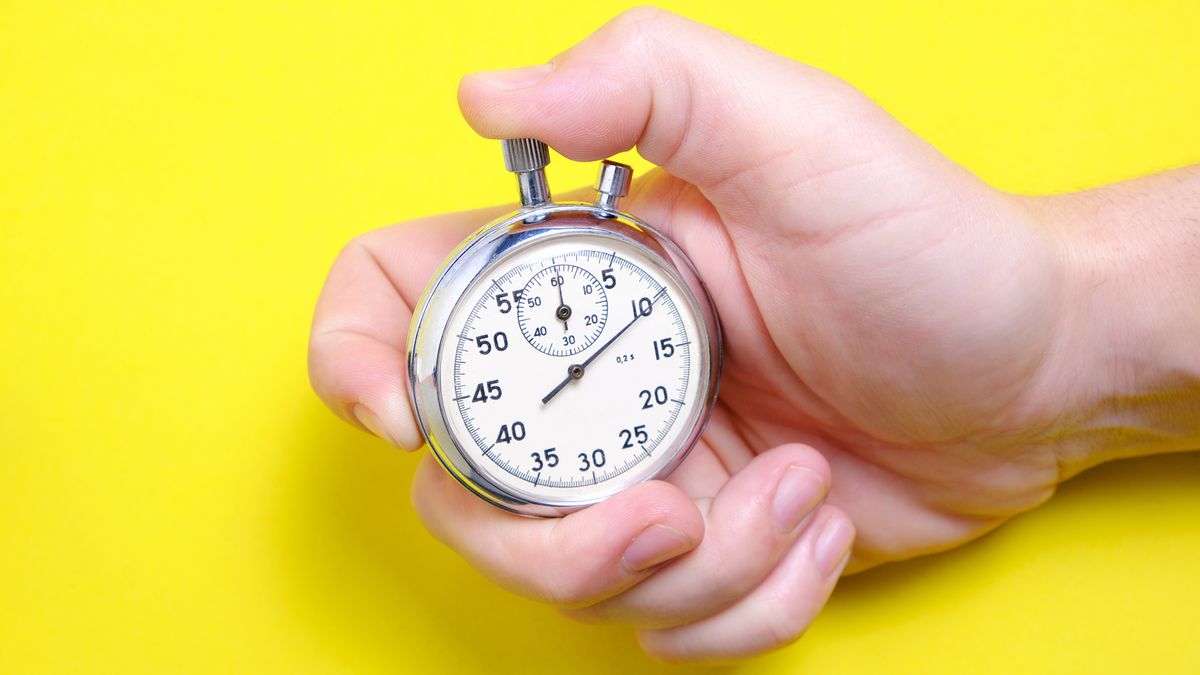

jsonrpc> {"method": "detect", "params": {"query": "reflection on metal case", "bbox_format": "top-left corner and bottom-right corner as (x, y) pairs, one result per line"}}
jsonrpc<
(408, 139), (721, 516)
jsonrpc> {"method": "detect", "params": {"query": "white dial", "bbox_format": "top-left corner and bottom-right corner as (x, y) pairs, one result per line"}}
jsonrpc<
(435, 234), (706, 504)
(408, 141), (720, 514)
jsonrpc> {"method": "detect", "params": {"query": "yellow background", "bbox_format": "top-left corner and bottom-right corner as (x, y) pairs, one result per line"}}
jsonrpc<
(3, 1), (1198, 673)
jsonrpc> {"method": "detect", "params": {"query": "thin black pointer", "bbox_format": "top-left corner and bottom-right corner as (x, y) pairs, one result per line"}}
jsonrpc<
(556, 271), (568, 331)
(541, 290), (665, 405)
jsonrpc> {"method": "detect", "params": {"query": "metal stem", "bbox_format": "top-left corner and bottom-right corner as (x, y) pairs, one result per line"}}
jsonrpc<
(516, 169), (551, 209)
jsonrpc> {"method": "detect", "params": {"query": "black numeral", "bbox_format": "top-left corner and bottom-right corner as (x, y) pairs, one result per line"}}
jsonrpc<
(578, 448), (607, 472)
(631, 297), (653, 319)
(639, 386), (670, 409)
(471, 379), (502, 403)
(494, 289), (524, 314)
(549, 275), (565, 287)
(527, 295), (543, 307)
(563, 335), (576, 346)
(534, 326), (547, 337)
(496, 421), (526, 444)
(530, 447), (559, 472)
(602, 268), (616, 289)
(475, 331), (509, 355)
(584, 314), (600, 326)
(619, 425), (648, 449)
(653, 337), (675, 360)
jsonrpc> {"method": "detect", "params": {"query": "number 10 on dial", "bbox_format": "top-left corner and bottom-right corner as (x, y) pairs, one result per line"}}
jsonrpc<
(408, 139), (720, 516)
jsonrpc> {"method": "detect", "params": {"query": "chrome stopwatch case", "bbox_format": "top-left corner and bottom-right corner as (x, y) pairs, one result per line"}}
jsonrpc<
(407, 139), (721, 516)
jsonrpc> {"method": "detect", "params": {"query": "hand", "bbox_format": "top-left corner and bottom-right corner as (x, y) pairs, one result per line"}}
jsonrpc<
(309, 8), (1200, 663)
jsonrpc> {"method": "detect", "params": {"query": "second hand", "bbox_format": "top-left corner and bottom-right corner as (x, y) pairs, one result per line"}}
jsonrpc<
(541, 287), (666, 405)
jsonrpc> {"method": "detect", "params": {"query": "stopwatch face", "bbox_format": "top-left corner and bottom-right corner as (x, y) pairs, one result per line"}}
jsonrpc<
(418, 213), (718, 512)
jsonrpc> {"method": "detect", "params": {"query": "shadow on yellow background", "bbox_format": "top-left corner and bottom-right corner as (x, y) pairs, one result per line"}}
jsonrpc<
(2, 1), (1197, 673)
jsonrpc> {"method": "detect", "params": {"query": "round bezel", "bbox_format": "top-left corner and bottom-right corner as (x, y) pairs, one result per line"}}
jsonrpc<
(407, 203), (722, 517)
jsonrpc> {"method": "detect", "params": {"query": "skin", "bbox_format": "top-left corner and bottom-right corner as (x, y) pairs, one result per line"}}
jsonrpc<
(308, 8), (1200, 663)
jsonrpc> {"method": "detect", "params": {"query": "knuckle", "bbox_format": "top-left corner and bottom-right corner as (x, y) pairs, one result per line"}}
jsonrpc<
(764, 594), (812, 649)
(608, 6), (682, 55)
(557, 606), (600, 624)
(612, 5), (670, 30)
(333, 234), (369, 266)
(324, 236), (378, 288)
(335, 228), (398, 271)
(539, 571), (595, 608)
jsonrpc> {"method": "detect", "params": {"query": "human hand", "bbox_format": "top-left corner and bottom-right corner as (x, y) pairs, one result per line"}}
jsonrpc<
(309, 8), (1198, 663)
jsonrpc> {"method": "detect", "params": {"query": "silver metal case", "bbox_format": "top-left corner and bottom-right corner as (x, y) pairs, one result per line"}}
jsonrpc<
(407, 202), (722, 517)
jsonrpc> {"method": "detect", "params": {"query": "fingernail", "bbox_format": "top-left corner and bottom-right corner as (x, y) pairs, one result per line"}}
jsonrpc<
(814, 515), (855, 578)
(772, 466), (826, 534)
(353, 404), (396, 446)
(471, 63), (554, 90)
(622, 524), (695, 573)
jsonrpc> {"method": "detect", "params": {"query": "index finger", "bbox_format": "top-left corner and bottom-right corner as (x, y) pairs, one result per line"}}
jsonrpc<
(308, 205), (507, 448)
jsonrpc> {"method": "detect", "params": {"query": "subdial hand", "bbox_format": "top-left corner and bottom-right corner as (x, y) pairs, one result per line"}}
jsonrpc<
(555, 277), (570, 331)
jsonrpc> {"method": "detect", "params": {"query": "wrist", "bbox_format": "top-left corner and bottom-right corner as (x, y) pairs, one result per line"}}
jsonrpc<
(1032, 168), (1200, 477)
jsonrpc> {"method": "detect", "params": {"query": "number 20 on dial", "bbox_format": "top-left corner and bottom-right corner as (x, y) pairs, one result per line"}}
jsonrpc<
(407, 139), (720, 516)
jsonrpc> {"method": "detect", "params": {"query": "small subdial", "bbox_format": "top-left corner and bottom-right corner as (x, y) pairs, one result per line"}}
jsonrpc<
(517, 263), (608, 356)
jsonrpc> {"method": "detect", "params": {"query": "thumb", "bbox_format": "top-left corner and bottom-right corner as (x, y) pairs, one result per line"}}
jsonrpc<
(457, 7), (951, 229)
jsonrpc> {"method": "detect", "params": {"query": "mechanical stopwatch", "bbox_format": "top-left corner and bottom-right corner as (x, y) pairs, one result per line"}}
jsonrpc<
(407, 139), (721, 516)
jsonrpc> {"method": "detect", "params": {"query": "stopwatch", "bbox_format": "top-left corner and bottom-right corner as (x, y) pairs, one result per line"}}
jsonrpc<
(407, 139), (721, 516)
